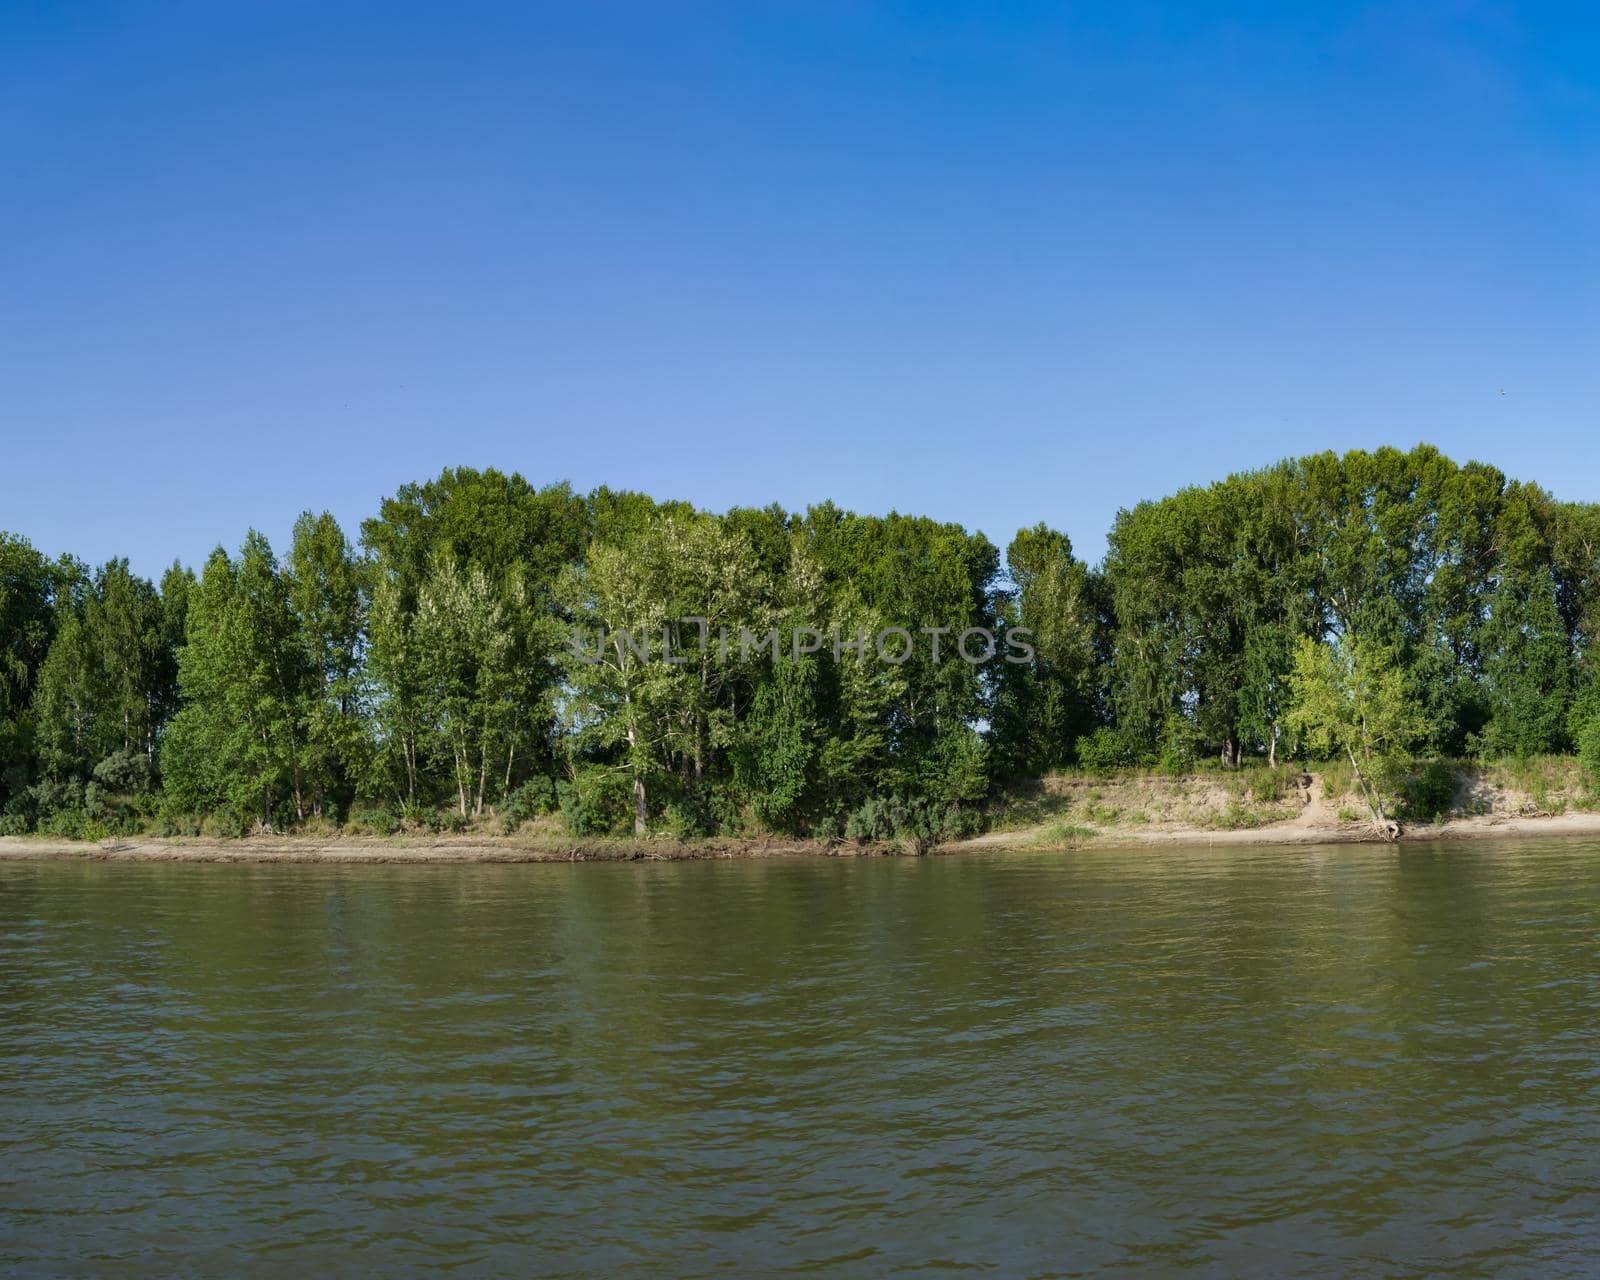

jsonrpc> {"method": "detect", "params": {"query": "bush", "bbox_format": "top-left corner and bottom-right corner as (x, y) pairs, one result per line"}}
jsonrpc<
(0, 813), (31, 836)
(1155, 716), (1205, 776)
(156, 808), (203, 837)
(1075, 727), (1126, 774)
(1248, 767), (1295, 804)
(844, 793), (974, 851)
(497, 777), (559, 832)
(558, 768), (635, 836)
(210, 809), (249, 839)
(39, 808), (87, 839)
(3, 789), (38, 827)
(93, 749), (155, 795)
(1580, 716), (1600, 795)
(1400, 761), (1459, 824)
(30, 777), (83, 821)
(349, 806), (402, 836)
(662, 799), (714, 840)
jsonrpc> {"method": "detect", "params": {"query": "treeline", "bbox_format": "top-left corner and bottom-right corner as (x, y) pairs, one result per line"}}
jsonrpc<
(2, 444), (1599, 841)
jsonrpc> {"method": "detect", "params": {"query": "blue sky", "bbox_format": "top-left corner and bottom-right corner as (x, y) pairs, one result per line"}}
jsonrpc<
(3, 1), (1597, 578)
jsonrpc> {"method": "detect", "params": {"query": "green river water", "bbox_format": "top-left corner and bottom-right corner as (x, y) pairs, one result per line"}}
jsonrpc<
(3, 841), (1599, 1276)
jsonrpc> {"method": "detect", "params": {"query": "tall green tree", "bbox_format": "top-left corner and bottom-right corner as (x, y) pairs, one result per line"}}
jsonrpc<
(1286, 634), (1425, 835)
(32, 558), (172, 792)
(287, 512), (369, 817)
(0, 534), (60, 808)
(163, 534), (310, 825)
(990, 523), (1101, 775)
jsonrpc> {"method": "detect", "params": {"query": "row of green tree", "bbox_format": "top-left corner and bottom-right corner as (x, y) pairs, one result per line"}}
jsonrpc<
(3, 444), (1598, 839)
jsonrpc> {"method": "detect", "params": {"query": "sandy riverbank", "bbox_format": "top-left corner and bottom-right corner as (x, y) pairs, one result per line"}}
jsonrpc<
(950, 808), (1600, 852)
(952, 765), (1600, 851)
(0, 834), (855, 864)
(5, 808), (1600, 864)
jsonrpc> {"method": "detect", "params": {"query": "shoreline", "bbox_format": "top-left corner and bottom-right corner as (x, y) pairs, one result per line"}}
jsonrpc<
(952, 809), (1600, 853)
(5, 808), (1600, 864)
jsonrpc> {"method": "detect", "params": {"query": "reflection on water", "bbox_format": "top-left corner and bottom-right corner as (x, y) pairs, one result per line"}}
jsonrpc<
(3, 842), (1600, 1276)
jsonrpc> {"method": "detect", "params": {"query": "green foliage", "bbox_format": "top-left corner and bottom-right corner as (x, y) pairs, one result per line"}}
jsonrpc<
(844, 793), (975, 850)
(7, 445), (1600, 841)
(1249, 769), (1286, 804)
(989, 523), (1103, 776)
(348, 806), (402, 836)
(1579, 717), (1600, 795)
(1474, 567), (1573, 757)
(92, 749), (154, 795)
(1155, 714), (1206, 776)
(557, 767), (635, 837)
(1075, 727), (1126, 773)
(499, 777), (557, 833)
(1399, 762), (1459, 824)
(1287, 633), (1425, 826)
(0, 534), (60, 811)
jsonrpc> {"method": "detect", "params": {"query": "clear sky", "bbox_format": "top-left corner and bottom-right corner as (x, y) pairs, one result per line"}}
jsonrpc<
(3, 2), (1597, 579)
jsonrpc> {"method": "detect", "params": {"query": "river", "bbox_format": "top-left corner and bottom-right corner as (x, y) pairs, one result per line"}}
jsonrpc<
(3, 842), (1599, 1276)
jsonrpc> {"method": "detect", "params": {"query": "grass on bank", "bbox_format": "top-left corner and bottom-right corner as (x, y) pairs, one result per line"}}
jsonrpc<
(984, 761), (1310, 836)
(985, 753), (1600, 837)
(6, 754), (1599, 847)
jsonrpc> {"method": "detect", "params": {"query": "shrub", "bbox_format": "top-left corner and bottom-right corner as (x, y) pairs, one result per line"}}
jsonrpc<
(30, 777), (83, 821)
(1400, 761), (1459, 824)
(1250, 768), (1291, 804)
(1075, 727), (1125, 774)
(1155, 716), (1205, 776)
(502, 778), (557, 823)
(0, 813), (30, 836)
(558, 768), (635, 836)
(1580, 716), (1600, 795)
(156, 809), (202, 837)
(349, 806), (402, 836)
(1208, 803), (1261, 831)
(662, 799), (715, 840)
(844, 793), (973, 850)
(38, 808), (86, 839)
(3, 790), (38, 827)
(210, 809), (249, 839)
(92, 749), (154, 795)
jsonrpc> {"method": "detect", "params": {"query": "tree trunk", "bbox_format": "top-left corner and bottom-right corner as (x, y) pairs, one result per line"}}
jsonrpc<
(1346, 744), (1398, 841)
(633, 774), (647, 836)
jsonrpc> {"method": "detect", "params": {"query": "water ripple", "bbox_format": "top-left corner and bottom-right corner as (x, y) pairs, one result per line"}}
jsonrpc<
(4, 842), (1600, 1275)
